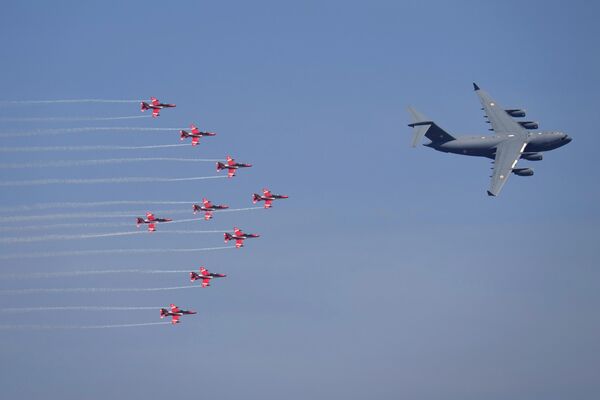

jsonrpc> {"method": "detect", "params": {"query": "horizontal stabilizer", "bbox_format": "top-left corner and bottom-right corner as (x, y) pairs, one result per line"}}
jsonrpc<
(407, 107), (431, 147)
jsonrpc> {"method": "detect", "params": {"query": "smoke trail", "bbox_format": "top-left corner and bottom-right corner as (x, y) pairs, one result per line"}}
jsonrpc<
(0, 158), (222, 169)
(0, 175), (226, 187)
(0, 126), (182, 138)
(0, 209), (190, 222)
(0, 200), (195, 213)
(0, 246), (234, 259)
(0, 285), (201, 295)
(0, 322), (172, 330)
(219, 207), (264, 213)
(0, 99), (141, 105)
(0, 229), (223, 243)
(0, 144), (190, 152)
(0, 115), (150, 122)
(0, 221), (134, 232)
(2, 306), (160, 313)
(0, 269), (191, 280)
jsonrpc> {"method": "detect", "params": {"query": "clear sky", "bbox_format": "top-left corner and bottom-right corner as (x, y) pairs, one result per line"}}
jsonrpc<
(1, 1), (599, 399)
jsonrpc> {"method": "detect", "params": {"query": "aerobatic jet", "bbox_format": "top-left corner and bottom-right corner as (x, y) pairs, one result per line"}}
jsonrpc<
(190, 266), (227, 287)
(136, 212), (172, 232)
(192, 198), (229, 220)
(140, 97), (176, 118)
(252, 188), (288, 208)
(224, 227), (260, 248)
(408, 83), (572, 196)
(160, 304), (196, 324)
(180, 124), (216, 146)
(216, 155), (252, 178)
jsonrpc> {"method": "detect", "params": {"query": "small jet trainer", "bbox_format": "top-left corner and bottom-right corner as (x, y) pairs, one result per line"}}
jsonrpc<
(140, 97), (176, 118)
(408, 83), (572, 196)
(224, 227), (260, 248)
(136, 212), (172, 232)
(192, 198), (229, 220)
(190, 266), (227, 287)
(180, 124), (216, 146)
(252, 188), (288, 208)
(216, 155), (252, 178)
(160, 304), (196, 324)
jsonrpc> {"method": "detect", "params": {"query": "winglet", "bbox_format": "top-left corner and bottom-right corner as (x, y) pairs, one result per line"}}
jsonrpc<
(487, 190), (496, 197)
(473, 82), (480, 91)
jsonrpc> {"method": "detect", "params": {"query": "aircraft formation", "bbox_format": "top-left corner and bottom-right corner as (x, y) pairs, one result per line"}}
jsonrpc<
(0, 96), (289, 327)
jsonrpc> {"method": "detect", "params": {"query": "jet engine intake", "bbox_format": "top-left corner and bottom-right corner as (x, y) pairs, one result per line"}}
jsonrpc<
(518, 121), (539, 129)
(512, 167), (534, 176)
(505, 109), (526, 117)
(521, 153), (543, 161)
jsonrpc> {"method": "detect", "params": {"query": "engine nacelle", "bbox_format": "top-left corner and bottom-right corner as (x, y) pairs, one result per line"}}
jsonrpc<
(512, 167), (534, 176)
(505, 109), (526, 118)
(518, 121), (539, 129)
(521, 153), (543, 161)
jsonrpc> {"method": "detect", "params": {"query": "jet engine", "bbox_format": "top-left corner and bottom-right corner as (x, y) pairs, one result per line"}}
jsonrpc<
(512, 168), (534, 176)
(505, 109), (526, 117)
(521, 153), (543, 161)
(518, 121), (539, 129)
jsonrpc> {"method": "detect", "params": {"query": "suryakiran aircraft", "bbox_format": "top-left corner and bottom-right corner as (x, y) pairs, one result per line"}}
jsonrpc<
(140, 97), (176, 118)
(252, 188), (288, 208)
(136, 212), (172, 232)
(159, 304), (196, 324)
(192, 198), (229, 220)
(408, 83), (572, 196)
(216, 155), (252, 178)
(224, 227), (260, 248)
(190, 267), (227, 287)
(180, 124), (216, 146)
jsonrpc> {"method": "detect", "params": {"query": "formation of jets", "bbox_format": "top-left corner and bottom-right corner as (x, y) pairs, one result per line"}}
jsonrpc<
(192, 198), (229, 220)
(190, 267), (227, 287)
(409, 83), (572, 196)
(216, 155), (252, 178)
(253, 188), (289, 209)
(180, 124), (216, 146)
(135, 212), (172, 232)
(140, 97), (176, 118)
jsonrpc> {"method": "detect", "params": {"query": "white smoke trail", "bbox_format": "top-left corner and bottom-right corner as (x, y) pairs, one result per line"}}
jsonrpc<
(0, 231), (143, 244)
(1, 306), (160, 313)
(219, 207), (264, 213)
(0, 269), (190, 280)
(0, 285), (201, 295)
(0, 200), (195, 213)
(0, 144), (190, 152)
(0, 115), (150, 122)
(0, 246), (234, 259)
(0, 221), (134, 232)
(0, 209), (190, 222)
(0, 322), (172, 330)
(0, 229), (223, 243)
(0, 158), (221, 169)
(0, 99), (141, 105)
(0, 175), (226, 187)
(0, 126), (182, 138)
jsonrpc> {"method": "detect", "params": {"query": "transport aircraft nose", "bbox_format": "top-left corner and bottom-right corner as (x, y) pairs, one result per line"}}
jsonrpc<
(562, 134), (572, 144)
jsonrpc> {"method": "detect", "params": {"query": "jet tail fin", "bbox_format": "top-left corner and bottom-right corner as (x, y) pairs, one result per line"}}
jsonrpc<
(407, 106), (455, 147)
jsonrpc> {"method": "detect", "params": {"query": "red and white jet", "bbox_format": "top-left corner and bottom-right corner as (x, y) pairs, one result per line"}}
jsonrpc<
(136, 212), (172, 232)
(190, 266), (227, 287)
(252, 188), (289, 208)
(180, 124), (216, 146)
(224, 227), (260, 248)
(216, 155), (252, 178)
(159, 304), (196, 324)
(140, 97), (176, 118)
(192, 198), (229, 220)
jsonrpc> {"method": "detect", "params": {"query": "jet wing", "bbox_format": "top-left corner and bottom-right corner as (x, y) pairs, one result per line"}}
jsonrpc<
(191, 136), (199, 146)
(152, 108), (160, 118)
(151, 97), (160, 106)
(227, 168), (236, 178)
(473, 84), (525, 135)
(201, 278), (210, 287)
(171, 315), (180, 324)
(235, 239), (244, 248)
(264, 199), (273, 208)
(488, 136), (528, 196)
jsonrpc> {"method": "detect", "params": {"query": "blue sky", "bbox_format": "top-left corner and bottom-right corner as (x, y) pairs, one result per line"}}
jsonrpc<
(1, 1), (599, 399)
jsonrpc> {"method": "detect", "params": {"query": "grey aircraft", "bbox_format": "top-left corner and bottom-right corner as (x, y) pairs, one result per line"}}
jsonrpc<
(408, 83), (572, 196)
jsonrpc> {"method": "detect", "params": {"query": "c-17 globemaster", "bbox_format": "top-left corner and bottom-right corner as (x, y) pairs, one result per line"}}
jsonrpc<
(408, 83), (572, 196)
